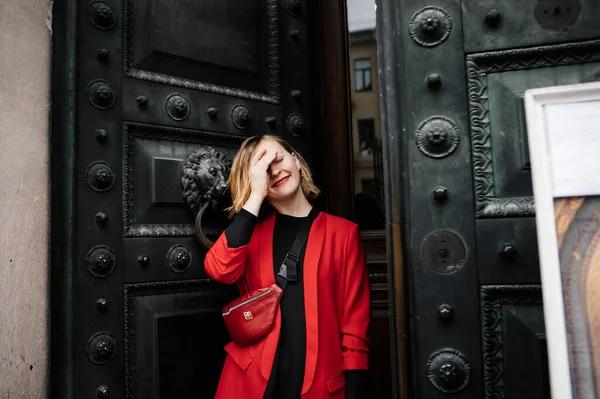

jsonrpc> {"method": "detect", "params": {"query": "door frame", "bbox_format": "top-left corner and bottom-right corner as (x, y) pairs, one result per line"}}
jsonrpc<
(372, 0), (410, 397)
(50, 0), (78, 397)
(317, 0), (406, 397)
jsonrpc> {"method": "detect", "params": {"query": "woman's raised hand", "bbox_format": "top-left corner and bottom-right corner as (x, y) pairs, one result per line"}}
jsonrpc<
(243, 148), (277, 216)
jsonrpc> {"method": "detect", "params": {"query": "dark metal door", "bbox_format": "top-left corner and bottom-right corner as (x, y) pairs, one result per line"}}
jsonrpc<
(52, 1), (318, 397)
(377, 0), (600, 397)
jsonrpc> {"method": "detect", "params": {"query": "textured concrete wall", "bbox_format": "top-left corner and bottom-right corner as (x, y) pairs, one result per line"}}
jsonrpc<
(0, 0), (52, 398)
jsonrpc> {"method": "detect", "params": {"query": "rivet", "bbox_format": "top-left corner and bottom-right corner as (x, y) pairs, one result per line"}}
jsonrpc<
(485, 9), (502, 28)
(95, 212), (108, 224)
(291, 90), (302, 99)
(502, 244), (517, 260)
(136, 96), (148, 107)
(265, 117), (276, 128)
(96, 298), (108, 311)
(97, 385), (109, 398)
(439, 304), (453, 319)
(433, 186), (448, 201)
(96, 48), (109, 61)
(207, 107), (218, 119)
(137, 254), (150, 266)
(426, 73), (443, 89)
(289, 30), (300, 40)
(95, 129), (108, 142)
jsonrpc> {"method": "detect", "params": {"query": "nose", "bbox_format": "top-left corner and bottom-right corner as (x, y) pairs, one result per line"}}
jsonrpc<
(268, 166), (281, 178)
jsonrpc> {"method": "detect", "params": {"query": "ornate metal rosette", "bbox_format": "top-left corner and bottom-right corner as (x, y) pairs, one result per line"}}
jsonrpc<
(165, 94), (190, 121)
(426, 348), (471, 394)
(408, 6), (452, 48)
(286, 0), (301, 16)
(287, 114), (304, 137)
(88, 1), (117, 31)
(231, 105), (252, 130)
(86, 332), (117, 365)
(86, 79), (116, 110)
(166, 244), (192, 273)
(421, 229), (467, 275)
(85, 245), (116, 278)
(85, 161), (116, 192)
(415, 116), (459, 158)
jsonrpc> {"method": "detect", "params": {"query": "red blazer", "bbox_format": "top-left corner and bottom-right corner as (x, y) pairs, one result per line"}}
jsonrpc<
(205, 211), (371, 398)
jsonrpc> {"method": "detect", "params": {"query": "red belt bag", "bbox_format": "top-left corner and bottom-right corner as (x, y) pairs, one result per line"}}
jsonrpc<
(222, 283), (283, 347)
(222, 208), (318, 347)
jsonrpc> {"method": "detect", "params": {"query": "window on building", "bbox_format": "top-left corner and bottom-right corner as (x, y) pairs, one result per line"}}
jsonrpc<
(354, 58), (372, 92)
(357, 118), (375, 156)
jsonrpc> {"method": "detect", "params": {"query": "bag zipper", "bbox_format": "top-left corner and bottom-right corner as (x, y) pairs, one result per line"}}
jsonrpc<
(222, 290), (271, 316)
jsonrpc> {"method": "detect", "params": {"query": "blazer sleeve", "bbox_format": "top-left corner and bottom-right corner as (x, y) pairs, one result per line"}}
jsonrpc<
(204, 231), (249, 285)
(340, 223), (371, 370)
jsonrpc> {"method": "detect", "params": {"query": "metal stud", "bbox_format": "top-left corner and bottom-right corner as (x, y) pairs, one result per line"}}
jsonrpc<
(96, 298), (108, 311)
(136, 95), (148, 107)
(289, 30), (300, 40)
(137, 254), (150, 266)
(96, 48), (109, 61)
(97, 385), (110, 398)
(501, 244), (517, 260)
(427, 73), (443, 89)
(266, 117), (276, 128)
(433, 186), (448, 201)
(291, 90), (302, 99)
(439, 304), (453, 319)
(485, 9), (502, 28)
(95, 129), (108, 142)
(95, 212), (108, 225)
(207, 107), (218, 119)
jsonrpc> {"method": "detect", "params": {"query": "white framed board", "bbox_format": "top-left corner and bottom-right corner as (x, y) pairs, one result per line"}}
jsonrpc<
(525, 81), (600, 399)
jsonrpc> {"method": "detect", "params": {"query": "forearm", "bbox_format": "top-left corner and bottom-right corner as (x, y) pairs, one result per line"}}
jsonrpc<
(224, 208), (258, 248)
(205, 210), (258, 283)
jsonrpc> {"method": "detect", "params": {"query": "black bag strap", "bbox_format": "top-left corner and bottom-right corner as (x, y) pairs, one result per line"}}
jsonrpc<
(276, 207), (319, 289)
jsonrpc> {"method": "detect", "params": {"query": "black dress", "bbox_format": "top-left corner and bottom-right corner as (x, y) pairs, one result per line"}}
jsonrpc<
(225, 209), (369, 399)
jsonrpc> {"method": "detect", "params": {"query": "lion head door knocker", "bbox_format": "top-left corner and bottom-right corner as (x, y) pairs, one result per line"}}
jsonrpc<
(181, 147), (232, 248)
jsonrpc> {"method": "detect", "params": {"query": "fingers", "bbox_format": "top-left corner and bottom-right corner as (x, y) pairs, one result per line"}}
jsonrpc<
(252, 148), (267, 165)
(255, 149), (278, 171)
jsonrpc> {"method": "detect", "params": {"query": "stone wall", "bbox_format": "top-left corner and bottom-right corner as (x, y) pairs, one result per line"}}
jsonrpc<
(0, 0), (52, 397)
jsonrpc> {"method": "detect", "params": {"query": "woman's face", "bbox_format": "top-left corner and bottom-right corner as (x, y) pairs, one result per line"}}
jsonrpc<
(254, 139), (302, 203)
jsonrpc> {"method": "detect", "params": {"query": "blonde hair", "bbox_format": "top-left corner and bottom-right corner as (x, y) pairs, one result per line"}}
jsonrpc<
(227, 135), (320, 216)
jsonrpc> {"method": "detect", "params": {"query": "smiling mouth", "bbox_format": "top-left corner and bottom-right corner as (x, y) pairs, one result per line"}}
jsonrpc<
(272, 176), (290, 188)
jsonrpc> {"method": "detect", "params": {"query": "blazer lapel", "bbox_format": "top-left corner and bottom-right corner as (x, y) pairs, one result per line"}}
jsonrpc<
(301, 212), (326, 395)
(259, 212), (278, 381)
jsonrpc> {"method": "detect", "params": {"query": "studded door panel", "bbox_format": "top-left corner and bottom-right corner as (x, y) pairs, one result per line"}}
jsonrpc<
(384, 0), (600, 397)
(76, 0), (313, 397)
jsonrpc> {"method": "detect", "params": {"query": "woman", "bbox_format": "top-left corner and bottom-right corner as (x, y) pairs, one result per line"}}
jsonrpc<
(205, 135), (371, 398)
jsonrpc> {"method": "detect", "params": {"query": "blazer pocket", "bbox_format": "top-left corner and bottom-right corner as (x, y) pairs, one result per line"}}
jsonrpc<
(224, 342), (253, 371)
(326, 371), (346, 394)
